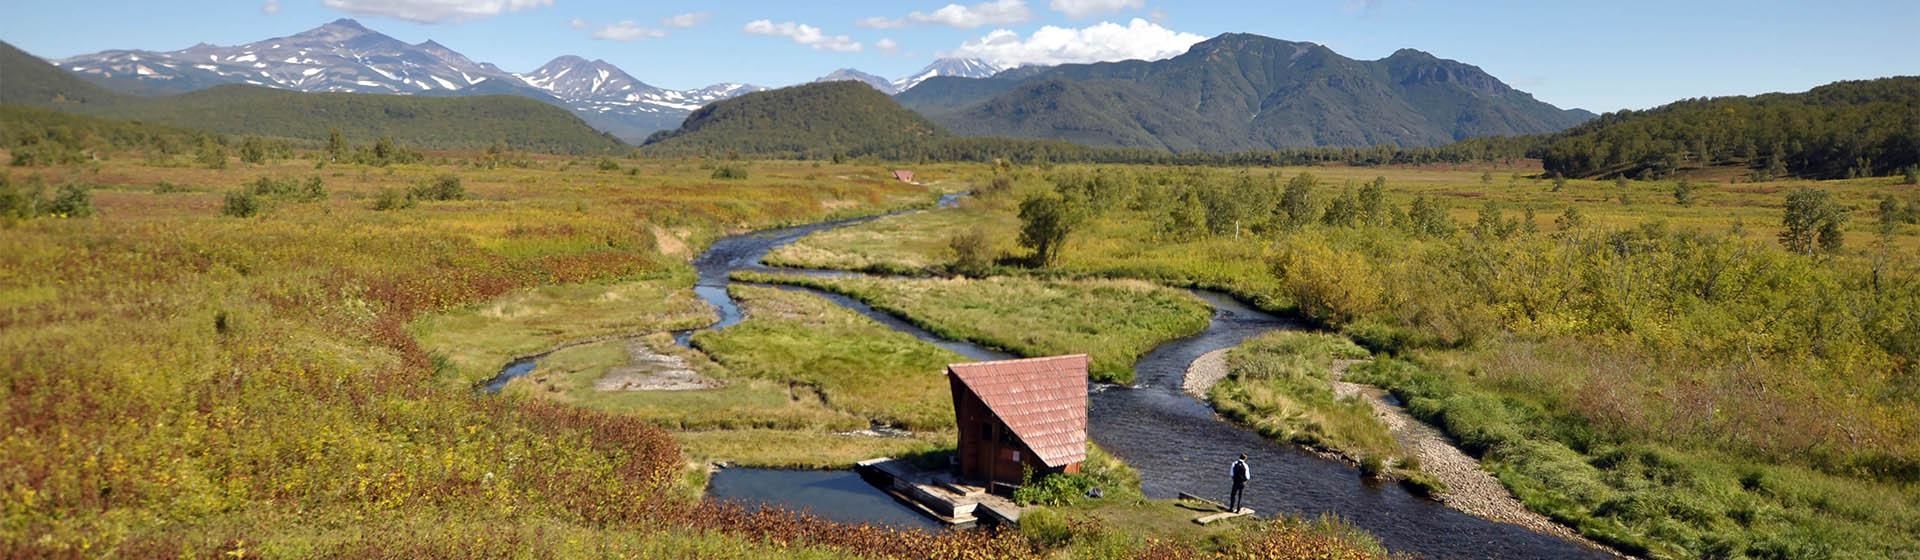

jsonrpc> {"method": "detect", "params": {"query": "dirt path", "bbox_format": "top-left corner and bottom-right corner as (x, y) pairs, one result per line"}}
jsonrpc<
(1328, 360), (1609, 550)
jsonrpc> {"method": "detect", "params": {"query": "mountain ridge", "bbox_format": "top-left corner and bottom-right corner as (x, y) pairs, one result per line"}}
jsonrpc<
(53, 19), (764, 143)
(1, 40), (625, 153)
(901, 33), (1595, 151)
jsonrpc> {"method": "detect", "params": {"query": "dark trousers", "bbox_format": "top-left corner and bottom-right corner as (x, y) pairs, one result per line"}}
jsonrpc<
(1229, 480), (1246, 512)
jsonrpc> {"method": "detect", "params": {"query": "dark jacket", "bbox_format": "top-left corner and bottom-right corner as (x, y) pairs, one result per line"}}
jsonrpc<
(1231, 459), (1251, 483)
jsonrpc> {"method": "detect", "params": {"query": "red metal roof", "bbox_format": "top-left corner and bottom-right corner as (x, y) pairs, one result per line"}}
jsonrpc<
(948, 355), (1089, 468)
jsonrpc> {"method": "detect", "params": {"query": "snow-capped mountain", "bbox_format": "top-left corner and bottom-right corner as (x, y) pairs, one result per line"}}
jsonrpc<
(516, 56), (766, 115)
(54, 19), (763, 142)
(810, 59), (1010, 95)
(60, 19), (516, 95)
(892, 58), (1005, 92)
(814, 68), (899, 95)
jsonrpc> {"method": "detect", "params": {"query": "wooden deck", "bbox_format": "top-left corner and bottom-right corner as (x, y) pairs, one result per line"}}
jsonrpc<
(856, 457), (1026, 526)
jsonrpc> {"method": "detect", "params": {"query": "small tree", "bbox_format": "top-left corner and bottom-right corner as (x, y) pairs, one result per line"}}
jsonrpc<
(1779, 188), (1847, 255)
(1407, 196), (1452, 237)
(238, 137), (268, 165)
(947, 227), (992, 276)
(1278, 172), (1319, 228)
(1905, 165), (1919, 185)
(325, 128), (348, 162)
(1322, 187), (1360, 228)
(196, 139), (227, 170)
(222, 190), (261, 217)
(1673, 180), (1695, 206)
(1358, 176), (1386, 226)
(1480, 171), (1493, 185)
(1017, 192), (1081, 267)
(1551, 175), (1568, 192)
(1879, 195), (1902, 238)
(1555, 205), (1586, 232)
(1472, 200), (1514, 241)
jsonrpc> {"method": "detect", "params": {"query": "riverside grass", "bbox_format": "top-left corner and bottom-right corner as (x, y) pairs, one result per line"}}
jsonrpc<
(690, 285), (964, 432)
(1207, 332), (1402, 468)
(760, 163), (1920, 559)
(741, 273), (1213, 384)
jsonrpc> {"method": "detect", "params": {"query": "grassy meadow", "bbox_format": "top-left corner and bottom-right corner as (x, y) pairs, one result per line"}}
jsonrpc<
(0, 150), (1041, 558)
(761, 163), (1920, 558)
(4, 144), (1395, 558)
(741, 273), (1213, 383)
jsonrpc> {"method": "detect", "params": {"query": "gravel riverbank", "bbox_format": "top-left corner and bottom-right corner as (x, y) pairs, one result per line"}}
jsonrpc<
(1184, 350), (1613, 554)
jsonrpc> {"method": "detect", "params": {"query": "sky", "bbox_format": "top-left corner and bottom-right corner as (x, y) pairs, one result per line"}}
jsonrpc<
(2, 0), (1915, 112)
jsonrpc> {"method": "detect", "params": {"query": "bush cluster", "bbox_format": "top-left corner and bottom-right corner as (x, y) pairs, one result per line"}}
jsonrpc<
(0, 174), (93, 220)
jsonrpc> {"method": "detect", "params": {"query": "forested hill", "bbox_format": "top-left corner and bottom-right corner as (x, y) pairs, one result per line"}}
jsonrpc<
(898, 33), (1594, 152)
(0, 41), (625, 153)
(1541, 76), (1920, 179)
(642, 81), (946, 158)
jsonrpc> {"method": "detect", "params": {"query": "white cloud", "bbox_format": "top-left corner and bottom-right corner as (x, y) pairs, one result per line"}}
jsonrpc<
(321, 0), (552, 24)
(262, 0), (281, 15)
(856, 16), (906, 29)
(876, 38), (900, 54)
(569, 17), (588, 29)
(860, 0), (1031, 29)
(592, 20), (667, 41)
(951, 18), (1204, 67)
(1049, 0), (1143, 18)
(744, 20), (863, 53)
(661, 12), (709, 28)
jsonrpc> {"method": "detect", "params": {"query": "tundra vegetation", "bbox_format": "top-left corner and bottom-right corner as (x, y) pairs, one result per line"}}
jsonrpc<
(1, 127), (1395, 558)
(768, 163), (1920, 558)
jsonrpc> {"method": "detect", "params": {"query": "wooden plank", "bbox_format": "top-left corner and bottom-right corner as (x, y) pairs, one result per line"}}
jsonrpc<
(1193, 508), (1254, 525)
(1178, 491), (1226, 510)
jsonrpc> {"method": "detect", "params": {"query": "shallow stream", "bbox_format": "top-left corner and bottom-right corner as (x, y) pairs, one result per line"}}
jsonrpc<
(487, 196), (1610, 558)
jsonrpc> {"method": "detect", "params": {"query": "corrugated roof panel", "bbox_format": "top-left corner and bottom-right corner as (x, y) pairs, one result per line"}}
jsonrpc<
(948, 355), (1089, 467)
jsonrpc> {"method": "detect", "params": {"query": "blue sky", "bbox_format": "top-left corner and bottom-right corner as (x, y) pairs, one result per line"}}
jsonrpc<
(2, 0), (1914, 112)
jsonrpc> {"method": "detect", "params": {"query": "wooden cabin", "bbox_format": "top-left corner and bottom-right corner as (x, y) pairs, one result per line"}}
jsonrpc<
(946, 355), (1089, 489)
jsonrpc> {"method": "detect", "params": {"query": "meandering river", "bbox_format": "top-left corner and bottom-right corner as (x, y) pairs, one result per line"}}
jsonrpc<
(486, 195), (1610, 559)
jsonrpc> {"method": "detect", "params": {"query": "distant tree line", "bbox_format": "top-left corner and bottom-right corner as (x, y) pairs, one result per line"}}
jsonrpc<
(1539, 77), (1920, 180)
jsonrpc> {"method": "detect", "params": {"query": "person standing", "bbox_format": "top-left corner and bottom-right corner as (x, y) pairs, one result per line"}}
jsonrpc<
(1229, 453), (1252, 512)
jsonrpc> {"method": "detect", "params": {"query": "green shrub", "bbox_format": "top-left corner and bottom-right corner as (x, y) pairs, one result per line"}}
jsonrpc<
(1014, 470), (1098, 506)
(222, 190), (261, 218)
(1358, 456), (1385, 478)
(1019, 508), (1073, 548)
(196, 140), (227, 170)
(596, 158), (621, 171)
(45, 183), (93, 218)
(409, 174), (465, 201)
(2, 176), (94, 220)
(711, 165), (749, 180)
(371, 187), (415, 211)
